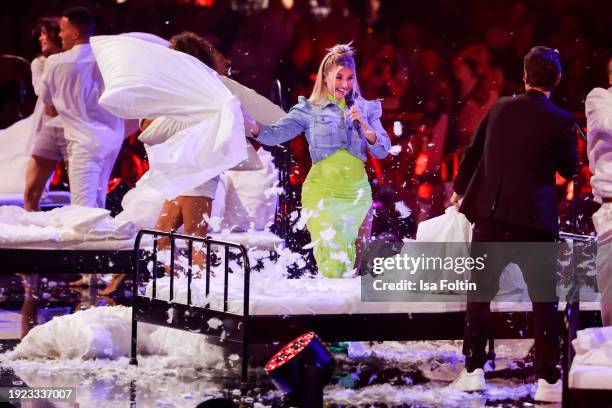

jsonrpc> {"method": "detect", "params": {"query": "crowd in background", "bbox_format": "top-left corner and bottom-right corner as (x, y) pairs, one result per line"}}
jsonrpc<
(1, 0), (611, 240)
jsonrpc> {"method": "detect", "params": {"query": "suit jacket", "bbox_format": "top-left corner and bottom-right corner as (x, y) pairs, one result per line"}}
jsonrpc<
(453, 89), (578, 236)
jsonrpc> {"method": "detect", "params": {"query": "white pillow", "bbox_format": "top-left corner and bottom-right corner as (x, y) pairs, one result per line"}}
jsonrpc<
(120, 32), (170, 47)
(91, 35), (248, 199)
(0, 116), (34, 194)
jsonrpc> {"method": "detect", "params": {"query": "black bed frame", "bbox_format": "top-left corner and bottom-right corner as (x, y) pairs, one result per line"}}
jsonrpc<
(129, 228), (606, 404)
(0, 245), (146, 312)
(1, 247), (139, 275)
(561, 232), (612, 407)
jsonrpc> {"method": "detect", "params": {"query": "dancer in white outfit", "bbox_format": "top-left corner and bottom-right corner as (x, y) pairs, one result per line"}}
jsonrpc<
(585, 54), (612, 326)
(142, 32), (277, 259)
(99, 31), (284, 295)
(23, 17), (67, 211)
(99, 33), (226, 295)
(145, 33), (226, 271)
(39, 7), (124, 209)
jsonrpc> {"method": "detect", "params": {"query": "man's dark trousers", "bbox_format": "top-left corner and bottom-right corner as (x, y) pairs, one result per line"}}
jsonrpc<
(463, 218), (560, 383)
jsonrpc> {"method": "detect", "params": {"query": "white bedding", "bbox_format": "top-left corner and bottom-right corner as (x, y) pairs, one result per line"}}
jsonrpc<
(0, 231), (281, 252)
(0, 238), (137, 251)
(570, 325), (612, 390)
(0, 189), (281, 250)
(145, 275), (601, 316)
(569, 364), (612, 390)
(0, 205), (135, 244)
(0, 191), (71, 208)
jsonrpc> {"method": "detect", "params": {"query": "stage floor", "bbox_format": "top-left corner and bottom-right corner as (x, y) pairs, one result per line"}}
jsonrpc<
(0, 275), (557, 407)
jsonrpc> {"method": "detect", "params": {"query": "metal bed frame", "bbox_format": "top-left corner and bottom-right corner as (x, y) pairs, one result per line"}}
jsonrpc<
(561, 232), (611, 407)
(0, 244), (146, 313)
(1, 247), (139, 275)
(130, 229), (602, 391)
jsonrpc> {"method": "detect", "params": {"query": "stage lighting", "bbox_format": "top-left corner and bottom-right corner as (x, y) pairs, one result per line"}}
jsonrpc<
(265, 332), (334, 407)
(230, 0), (269, 13)
(195, 398), (237, 407)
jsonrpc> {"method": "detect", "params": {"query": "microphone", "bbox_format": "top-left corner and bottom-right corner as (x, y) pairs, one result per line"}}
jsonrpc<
(572, 121), (587, 142)
(344, 91), (361, 131)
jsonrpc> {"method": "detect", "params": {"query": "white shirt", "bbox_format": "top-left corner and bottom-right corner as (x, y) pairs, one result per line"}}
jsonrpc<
(31, 56), (63, 132)
(40, 43), (123, 158)
(585, 87), (612, 203)
(31, 57), (45, 96)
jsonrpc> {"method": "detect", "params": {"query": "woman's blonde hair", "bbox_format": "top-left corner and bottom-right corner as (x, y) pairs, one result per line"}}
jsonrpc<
(308, 43), (361, 105)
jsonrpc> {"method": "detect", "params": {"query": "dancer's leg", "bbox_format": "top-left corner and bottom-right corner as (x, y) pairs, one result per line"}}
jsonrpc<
(153, 199), (184, 276)
(24, 155), (57, 211)
(463, 220), (508, 371)
(20, 274), (39, 337)
(154, 199), (184, 249)
(96, 147), (121, 208)
(518, 242), (560, 383)
(67, 150), (105, 208)
(27, 126), (66, 211)
(98, 274), (126, 296)
(179, 196), (212, 272)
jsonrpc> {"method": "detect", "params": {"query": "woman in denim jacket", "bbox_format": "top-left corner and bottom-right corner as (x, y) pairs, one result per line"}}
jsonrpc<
(243, 44), (391, 278)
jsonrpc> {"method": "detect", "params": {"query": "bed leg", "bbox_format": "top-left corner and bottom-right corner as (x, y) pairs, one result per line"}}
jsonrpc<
(241, 341), (249, 386)
(562, 301), (579, 408)
(487, 336), (496, 369)
(130, 311), (138, 366)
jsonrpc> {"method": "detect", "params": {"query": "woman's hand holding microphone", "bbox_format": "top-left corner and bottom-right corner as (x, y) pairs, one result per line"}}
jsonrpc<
(348, 104), (377, 145)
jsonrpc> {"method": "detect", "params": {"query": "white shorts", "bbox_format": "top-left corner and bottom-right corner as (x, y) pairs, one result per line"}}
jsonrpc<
(31, 124), (68, 162)
(181, 176), (219, 199)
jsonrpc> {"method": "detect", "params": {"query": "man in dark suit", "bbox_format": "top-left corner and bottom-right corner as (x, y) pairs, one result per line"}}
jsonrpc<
(450, 46), (578, 403)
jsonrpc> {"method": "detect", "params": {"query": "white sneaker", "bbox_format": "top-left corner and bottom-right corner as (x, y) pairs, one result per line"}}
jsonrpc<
(534, 378), (562, 402)
(451, 368), (486, 392)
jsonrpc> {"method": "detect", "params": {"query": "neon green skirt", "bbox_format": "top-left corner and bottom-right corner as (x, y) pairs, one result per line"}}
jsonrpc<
(301, 149), (373, 278)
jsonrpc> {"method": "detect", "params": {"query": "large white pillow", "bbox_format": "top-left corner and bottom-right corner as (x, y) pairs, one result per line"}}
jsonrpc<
(91, 35), (247, 199)
(120, 32), (170, 47)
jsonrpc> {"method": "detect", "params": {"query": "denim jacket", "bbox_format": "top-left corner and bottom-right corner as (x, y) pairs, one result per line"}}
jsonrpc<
(257, 96), (391, 163)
